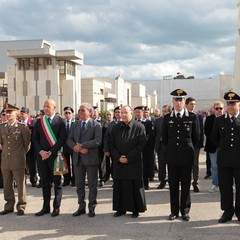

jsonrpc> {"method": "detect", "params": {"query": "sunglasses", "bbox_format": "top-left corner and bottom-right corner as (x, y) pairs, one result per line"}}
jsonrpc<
(64, 112), (71, 114)
(215, 107), (223, 110)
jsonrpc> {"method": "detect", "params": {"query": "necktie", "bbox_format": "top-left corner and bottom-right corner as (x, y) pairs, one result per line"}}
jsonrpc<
(177, 113), (181, 119)
(231, 116), (236, 125)
(48, 117), (52, 125)
(80, 121), (86, 136)
(66, 120), (70, 132)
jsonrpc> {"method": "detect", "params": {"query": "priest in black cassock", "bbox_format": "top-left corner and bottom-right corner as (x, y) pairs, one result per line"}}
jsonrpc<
(110, 105), (147, 218)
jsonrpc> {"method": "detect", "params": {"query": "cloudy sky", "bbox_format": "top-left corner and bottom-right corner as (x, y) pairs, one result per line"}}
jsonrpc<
(0, 0), (239, 80)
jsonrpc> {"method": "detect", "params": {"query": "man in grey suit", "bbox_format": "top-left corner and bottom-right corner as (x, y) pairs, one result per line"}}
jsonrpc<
(67, 103), (102, 217)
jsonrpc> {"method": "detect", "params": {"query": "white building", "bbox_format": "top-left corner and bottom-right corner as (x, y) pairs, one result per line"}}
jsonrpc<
(2, 40), (83, 114)
(81, 75), (131, 111)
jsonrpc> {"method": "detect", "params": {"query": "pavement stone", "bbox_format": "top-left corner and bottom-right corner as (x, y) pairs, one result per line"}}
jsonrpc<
(0, 151), (240, 240)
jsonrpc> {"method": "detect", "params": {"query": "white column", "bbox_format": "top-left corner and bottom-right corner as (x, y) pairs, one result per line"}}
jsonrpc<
(233, 1), (240, 92)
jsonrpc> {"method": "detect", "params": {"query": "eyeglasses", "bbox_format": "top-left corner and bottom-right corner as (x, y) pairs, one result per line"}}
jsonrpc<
(215, 107), (223, 110)
(64, 112), (71, 115)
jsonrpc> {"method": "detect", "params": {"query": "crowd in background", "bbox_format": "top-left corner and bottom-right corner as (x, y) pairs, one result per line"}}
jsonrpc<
(0, 89), (239, 223)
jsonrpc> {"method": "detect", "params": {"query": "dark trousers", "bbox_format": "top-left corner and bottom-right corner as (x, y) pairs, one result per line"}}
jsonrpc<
(168, 165), (192, 215)
(218, 165), (240, 218)
(63, 152), (75, 184)
(143, 148), (155, 187)
(37, 158), (62, 210)
(0, 154), (3, 187)
(103, 156), (112, 181)
(192, 148), (200, 185)
(206, 152), (211, 176)
(74, 162), (98, 211)
(26, 151), (37, 184)
(157, 143), (167, 182)
(98, 147), (104, 182)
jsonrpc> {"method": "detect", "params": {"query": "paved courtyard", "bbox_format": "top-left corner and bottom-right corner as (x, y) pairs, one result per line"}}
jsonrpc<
(0, 151), (240, 240)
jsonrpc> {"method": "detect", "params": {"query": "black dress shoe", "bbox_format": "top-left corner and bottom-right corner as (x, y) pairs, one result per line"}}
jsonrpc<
(182, 214), (190, 221)
(31, 182), (36, 187)
(132, 212), (139, 218)
(168, 213), (178, 220)
(144, 186), (150, 190)
(72, 209), (86, 217)
(51, 208), (59, 217)
(35, 208), (50, 216)
(36, 183), (42, 188)
(113, 211), (126, 217)
(17, 209), (24, 216)
(63, 181), (70, 187)
(218, 215), (232, 223)
(192, 183), (199, 193)
(157, 180), (167, 189)
(204, 174), (211, 179)
(88, 209), (95, 217)
(0, 209), (13, 215)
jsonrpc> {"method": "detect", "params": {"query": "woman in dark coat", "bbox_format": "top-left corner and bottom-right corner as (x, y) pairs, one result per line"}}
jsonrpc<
(110, 105), (146, 218)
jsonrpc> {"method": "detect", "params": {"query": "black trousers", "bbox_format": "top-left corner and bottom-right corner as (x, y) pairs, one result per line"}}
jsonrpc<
(37, 158), (62, 210)
(63, 152), (75, 184)
(26, 151), (37, 184)
(218, 165), (240, 218)
(168, 165), (192, 215)
(157, 143), (167, 182)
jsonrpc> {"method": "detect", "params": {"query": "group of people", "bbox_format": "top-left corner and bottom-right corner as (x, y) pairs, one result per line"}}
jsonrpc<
(0, 88), (239, 224)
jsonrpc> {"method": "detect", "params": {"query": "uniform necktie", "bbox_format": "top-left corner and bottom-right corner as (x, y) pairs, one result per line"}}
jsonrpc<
(177, 113), (181, 119)
(231, 116), (236, 125)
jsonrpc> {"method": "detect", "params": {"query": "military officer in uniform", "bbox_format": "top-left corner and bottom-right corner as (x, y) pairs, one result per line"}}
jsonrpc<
(211, 91), (240, 223)
(162, 89), (199, 221)
(0, 104), (31, 216)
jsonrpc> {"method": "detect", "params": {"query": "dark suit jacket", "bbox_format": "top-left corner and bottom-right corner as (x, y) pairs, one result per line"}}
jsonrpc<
(33, 115), (67, 161)
(63, 118), (75, 155)
(211, 113), (240, 168)
(154, 116), (164, 152)
(66, 118), (102, 166)
(204, 114), (217, 153)
(162, 109), (199, 166)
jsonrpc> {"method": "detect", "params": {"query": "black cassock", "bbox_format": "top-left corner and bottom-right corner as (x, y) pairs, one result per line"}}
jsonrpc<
(110, 119), (147, 213)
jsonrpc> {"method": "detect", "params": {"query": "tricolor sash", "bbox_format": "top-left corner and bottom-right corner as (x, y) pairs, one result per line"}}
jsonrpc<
(40, 116), (68, 175)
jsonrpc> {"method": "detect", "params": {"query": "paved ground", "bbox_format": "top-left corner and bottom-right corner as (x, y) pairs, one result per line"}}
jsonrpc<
(0, 151), (240, 240)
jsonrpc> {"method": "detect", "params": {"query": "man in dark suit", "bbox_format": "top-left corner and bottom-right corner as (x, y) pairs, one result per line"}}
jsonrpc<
(162, 89), (199, 221)
(185, 97), (204, 193)
(103, 106), (122, 181)
(19, 107), (36, 187)
(204, 101), (224, 193)
(67, 103), (102, 217)
(212, 91), (240, 223)
(134, 106), (154, 190)
(154, 105), (171, 189)
(92, 107), (106, 187)
(62, 106), (75, 187)
(33, 99), (67, 217)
